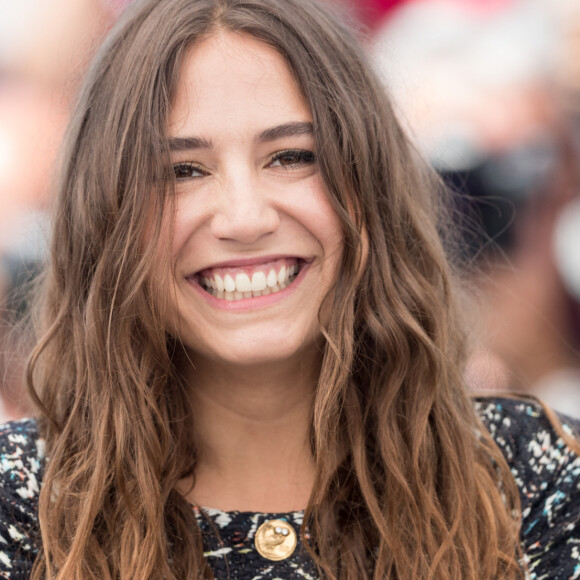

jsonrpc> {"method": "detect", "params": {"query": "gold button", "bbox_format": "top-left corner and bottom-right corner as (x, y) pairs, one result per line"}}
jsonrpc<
(254, 519), (297, 561)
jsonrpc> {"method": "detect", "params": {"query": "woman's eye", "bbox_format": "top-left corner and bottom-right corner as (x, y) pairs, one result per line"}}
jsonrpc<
(172, 162), (207, 181)
(269, 149), (316, 169)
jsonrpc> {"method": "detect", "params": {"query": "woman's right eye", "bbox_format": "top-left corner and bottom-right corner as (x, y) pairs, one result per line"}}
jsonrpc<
(172, 162), (208, 181)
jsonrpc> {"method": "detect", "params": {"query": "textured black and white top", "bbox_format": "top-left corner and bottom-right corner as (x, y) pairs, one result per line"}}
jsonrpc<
(0, 398), (579, 579)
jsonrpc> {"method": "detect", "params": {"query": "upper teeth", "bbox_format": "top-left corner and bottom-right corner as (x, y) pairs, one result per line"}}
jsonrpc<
(201, 264), (299, 300)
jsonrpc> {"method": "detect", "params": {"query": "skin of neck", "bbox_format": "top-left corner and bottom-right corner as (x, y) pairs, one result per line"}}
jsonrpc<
(180, 348), (321, 513)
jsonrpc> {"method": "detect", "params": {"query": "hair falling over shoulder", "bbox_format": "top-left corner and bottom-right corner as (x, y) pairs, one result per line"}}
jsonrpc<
(27, 0), (524, 577)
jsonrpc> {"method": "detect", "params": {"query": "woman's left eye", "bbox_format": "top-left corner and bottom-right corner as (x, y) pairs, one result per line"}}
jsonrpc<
(268, 149), (316, 169)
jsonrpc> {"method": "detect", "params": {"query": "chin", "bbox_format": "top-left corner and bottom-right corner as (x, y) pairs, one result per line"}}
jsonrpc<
(186, 328), (323, 370)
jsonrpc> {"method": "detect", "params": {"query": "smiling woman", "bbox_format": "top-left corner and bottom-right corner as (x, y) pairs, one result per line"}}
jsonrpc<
(0, 0), (579, 579)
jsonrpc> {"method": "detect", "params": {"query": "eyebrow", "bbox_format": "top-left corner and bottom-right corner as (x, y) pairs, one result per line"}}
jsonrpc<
(168, 135), (213, 152)
(257, 121), (313, 142)
(167, 121), (314, 152)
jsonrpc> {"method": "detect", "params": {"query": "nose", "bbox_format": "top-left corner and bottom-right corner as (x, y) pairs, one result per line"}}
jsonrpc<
(210, 172), (280, 244)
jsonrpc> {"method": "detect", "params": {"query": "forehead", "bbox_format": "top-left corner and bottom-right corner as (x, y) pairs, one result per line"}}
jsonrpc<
(168, 31), (312, 136)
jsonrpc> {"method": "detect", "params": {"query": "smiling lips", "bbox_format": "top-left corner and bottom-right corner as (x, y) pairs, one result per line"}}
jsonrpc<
(193, 258), (303, 301)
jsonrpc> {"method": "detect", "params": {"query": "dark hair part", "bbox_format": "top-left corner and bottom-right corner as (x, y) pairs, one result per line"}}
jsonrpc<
(28, 0), (523, 577)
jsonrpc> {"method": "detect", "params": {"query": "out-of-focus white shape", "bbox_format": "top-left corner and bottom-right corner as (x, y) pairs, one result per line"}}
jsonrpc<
(553, 198), (580, 301)
(422, 123), (486, 172)
(0, 127), (15, 186)
(0, 0), (40, 63)
(0, 209), (49, 263)
(0, 0), (110, 85)
(370, 0), (561, 168)
(533, 369), (580, 418)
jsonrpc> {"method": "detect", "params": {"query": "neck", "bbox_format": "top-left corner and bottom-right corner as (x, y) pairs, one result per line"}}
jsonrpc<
(181, 351), (320, 512)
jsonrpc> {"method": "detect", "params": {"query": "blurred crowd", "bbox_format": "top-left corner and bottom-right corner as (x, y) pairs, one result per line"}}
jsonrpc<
(1, 0), (580, 420)
(368, 0), (580, 415)
(0, 0), (123, 419)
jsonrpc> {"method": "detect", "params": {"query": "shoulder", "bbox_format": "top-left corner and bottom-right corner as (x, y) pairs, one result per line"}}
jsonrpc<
(475, 397), (580, 579)
(0, 418), (44, 578)
(474, 397), (580, 489)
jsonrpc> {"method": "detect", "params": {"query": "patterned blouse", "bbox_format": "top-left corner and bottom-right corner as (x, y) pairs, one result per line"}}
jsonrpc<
(0, 398), (579, 579)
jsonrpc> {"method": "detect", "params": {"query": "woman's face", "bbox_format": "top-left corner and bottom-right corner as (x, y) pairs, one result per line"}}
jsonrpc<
(164, 31), (343, 370)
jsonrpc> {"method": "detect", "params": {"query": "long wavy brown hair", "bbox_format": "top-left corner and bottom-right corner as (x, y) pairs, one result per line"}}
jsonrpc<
(28, 0), (524, 577)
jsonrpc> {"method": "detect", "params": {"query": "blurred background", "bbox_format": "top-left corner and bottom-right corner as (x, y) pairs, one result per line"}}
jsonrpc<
(0, 0), (579, 421)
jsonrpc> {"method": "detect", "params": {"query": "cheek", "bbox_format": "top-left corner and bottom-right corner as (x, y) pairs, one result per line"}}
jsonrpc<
(167, 204), (189, 261)
(169, 192), (214, 260)
(300, 192), (344, 291)
(298, 179), (344, 252)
